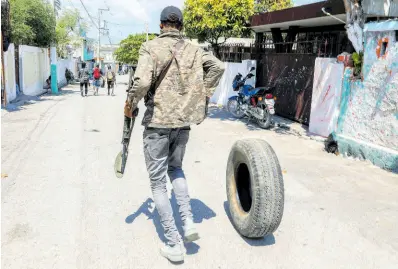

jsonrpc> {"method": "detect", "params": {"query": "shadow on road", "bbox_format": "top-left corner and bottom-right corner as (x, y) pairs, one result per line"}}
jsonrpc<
(207, 105), (314, 138)
(223, 201), (276, 247)
(2, 89), (78, 113)
(125, 193), (216, 255)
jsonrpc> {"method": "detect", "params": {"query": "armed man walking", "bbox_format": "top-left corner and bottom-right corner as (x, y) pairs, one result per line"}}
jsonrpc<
(124, 6), (225, 263)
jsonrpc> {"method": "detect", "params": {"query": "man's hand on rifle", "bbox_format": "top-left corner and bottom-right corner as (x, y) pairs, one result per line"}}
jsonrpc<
(124, 101), (133, 118)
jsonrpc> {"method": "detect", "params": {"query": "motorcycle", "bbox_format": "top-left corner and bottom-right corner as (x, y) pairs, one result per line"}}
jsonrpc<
(227, 67), (276, 129)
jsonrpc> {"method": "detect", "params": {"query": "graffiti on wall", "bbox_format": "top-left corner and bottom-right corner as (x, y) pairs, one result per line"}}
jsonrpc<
(309, 58), (345, 137)
(336, 22), (398, 153)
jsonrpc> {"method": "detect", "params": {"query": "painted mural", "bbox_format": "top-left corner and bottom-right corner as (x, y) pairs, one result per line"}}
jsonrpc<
(335, 20), (398, 171)
(337, 29), (398, 150)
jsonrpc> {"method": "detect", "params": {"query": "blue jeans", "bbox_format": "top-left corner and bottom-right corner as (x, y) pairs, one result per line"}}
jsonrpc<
(93, 79), (101, 88)
(143, 127), (193, 246)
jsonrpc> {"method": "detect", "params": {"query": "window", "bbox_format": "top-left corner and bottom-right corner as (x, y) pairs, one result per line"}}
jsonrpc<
(380, 41), (388, 57)
(376, 37), (389, 58)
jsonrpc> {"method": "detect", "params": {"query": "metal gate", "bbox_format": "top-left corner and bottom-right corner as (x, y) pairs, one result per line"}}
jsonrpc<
(257, 54), (317, 124)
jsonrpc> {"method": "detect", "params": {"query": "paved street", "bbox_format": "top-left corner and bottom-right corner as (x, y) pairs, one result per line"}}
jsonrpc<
(2, 75), (398, 269)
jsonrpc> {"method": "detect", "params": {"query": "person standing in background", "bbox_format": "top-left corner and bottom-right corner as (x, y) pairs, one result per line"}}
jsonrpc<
(78, 62), (90, 97)
(106, 65), (116, 96)
(92, 64), (103, 96)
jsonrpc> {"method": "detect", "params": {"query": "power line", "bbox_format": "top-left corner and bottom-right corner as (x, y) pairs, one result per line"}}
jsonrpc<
(66, 0), (77, 10)
(103, 20), (113, 45)
(78, 0), (99, 30)
(106, 21), (145, 26)
(97, 8), (110, 63)
(103, 0), (116, 16)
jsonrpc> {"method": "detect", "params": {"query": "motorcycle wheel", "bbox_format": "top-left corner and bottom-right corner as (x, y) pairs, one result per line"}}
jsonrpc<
(227, 99), (245, 119)
(256, 106), (271, 129)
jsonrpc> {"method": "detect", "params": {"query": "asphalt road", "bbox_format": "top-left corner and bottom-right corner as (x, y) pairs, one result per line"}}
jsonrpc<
(2, 75), (398, 269)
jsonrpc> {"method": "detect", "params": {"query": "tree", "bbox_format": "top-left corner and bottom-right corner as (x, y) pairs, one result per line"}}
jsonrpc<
(254, 0), (293, 13)
(56, 8), (87, 58)
(114, 34), (156, 64)
(183, 0), (254, 57)
(9, 0), (56, 47)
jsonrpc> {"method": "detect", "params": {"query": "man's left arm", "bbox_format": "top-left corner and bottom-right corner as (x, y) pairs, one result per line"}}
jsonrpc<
(126, 43), (153, 112)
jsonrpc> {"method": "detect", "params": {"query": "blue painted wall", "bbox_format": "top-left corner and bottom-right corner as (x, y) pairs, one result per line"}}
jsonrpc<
(334, 20), (398, 172)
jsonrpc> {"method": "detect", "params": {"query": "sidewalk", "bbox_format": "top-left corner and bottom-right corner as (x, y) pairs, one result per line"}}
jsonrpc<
(208, 104), (325, 142)
(1, 84), (76, 116)
(272, 115), (326, 142)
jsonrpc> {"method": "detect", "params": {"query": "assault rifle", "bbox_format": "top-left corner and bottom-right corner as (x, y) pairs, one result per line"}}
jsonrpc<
(114, 67), (138, 178)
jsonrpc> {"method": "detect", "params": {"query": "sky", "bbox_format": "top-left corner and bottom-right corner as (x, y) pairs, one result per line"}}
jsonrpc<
(62, 0), (323, 44)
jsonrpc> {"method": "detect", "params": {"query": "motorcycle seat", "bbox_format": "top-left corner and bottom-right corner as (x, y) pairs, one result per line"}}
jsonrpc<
(255, 87), (274, 92)
(243, 87), (274, 97)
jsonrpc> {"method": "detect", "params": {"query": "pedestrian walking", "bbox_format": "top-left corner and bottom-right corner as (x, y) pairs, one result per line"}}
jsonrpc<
(127, 65), (135, 91)
(92, 64), (103, 96)
(124, 6), (225, 263)
(106, 65), (116, 96)
(78, 62), (90, 97)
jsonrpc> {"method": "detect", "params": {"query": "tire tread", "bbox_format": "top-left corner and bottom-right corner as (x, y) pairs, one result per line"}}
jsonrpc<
(226, 138), (284, 238)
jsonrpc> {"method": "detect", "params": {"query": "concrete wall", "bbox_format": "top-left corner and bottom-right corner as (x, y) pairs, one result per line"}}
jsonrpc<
(362, 0), (398, 16)
(210, 60), (256, 107)
(3, 43), (17, 103)
(19, 45), (50, 96)
(309, 58), (345, 137)
(335, 20), (398, 172)
(57, 59), (77, 87)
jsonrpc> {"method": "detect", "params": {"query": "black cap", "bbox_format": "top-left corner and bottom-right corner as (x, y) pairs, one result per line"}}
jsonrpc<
(160, 6), (183, 23)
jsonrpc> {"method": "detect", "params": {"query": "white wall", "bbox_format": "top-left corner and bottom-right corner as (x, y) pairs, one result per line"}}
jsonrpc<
(57, 58), (77, 87)
(309, 58), (345, 137)
(3, 43), (17, 103)
(210, 60), (256, 107)
(19, 45), (50, 96)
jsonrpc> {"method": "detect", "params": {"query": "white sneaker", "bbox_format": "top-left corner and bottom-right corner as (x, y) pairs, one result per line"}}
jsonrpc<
(160, 242), (186, 263)
(183, 218), (200, 242)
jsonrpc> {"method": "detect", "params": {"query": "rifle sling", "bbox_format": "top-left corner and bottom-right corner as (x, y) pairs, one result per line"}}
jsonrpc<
(146, 39), (184, 100)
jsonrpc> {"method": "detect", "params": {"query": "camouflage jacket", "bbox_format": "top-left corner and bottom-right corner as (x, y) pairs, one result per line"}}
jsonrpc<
(127, 29), (225, 128)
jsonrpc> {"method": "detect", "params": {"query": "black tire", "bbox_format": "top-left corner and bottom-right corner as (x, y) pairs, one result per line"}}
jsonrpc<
(227, 98), (245, 119)
(256, 105), (271, 129)
(325, 133), (338, 154)
(226, 139), (284, 238)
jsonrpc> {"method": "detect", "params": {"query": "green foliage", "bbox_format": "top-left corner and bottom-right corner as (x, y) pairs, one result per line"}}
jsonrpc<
(10, 0), (56, 47)
(352, 51), (363, 76)
(183, 0), (254, 52)
(254, 0), (293, 13)
(56, 8), (87, 58)
(114, 34), (156, 64)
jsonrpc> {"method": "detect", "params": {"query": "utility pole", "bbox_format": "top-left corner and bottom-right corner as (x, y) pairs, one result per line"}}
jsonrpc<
(97, 7), (109, 66)
(145, 21), (148, 42)
(50, 0), (61, 94)
(103, 20), (112, 68)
